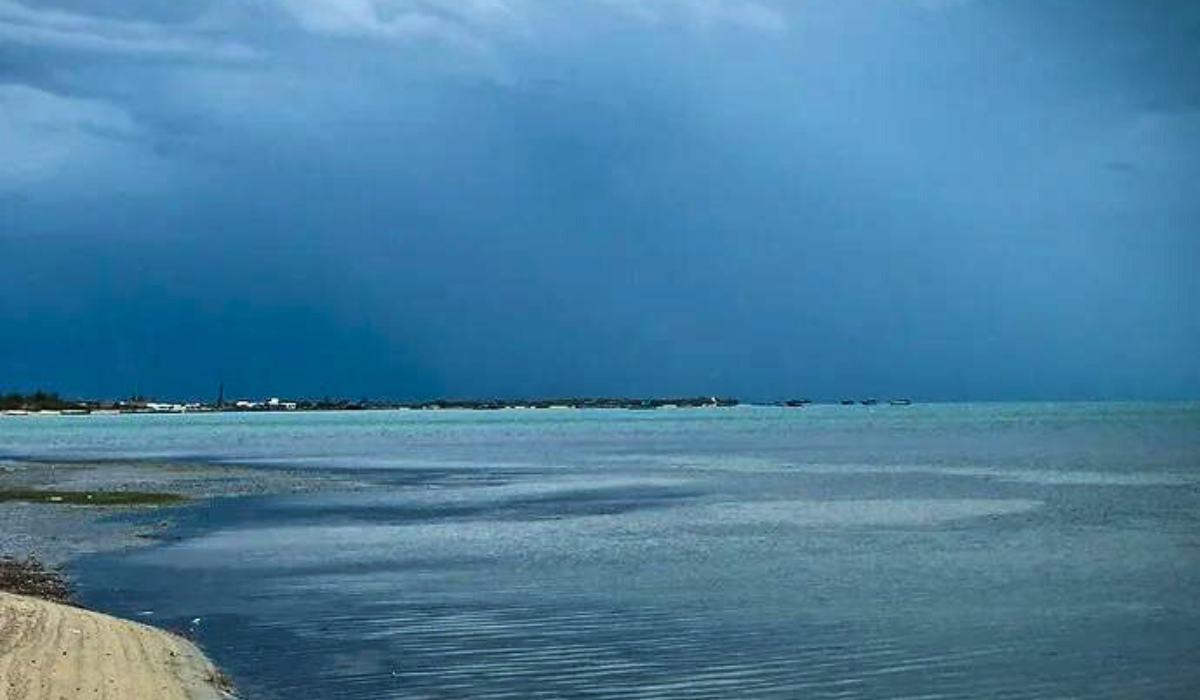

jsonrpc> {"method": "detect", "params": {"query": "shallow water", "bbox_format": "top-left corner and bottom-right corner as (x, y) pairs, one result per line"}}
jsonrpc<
(5, 403), (1200, 698)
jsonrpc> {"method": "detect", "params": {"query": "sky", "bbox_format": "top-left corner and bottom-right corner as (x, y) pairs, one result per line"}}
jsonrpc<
(1, 0), (1198, 401)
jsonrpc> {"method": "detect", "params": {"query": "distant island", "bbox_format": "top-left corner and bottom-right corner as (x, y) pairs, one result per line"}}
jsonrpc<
(1, 390), (914, 415)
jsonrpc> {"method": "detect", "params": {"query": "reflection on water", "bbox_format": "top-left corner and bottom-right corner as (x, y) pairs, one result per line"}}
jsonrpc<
(55, 404), (1200, 699)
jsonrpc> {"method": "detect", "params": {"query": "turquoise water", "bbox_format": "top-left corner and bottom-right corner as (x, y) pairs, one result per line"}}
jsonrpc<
(4, 403), (1200, 698)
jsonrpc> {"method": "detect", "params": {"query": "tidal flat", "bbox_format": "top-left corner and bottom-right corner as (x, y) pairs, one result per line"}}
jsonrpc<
(0, 457), (369, 564)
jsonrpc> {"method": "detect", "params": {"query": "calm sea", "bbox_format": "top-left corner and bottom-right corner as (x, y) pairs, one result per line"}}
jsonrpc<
(4, 403), (1200, 699)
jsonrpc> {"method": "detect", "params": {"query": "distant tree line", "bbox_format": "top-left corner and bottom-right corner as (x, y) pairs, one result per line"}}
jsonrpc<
(0, 390), (76, 411)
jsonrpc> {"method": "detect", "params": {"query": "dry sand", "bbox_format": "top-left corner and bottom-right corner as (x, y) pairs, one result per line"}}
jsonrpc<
(0, 592), (227, 700)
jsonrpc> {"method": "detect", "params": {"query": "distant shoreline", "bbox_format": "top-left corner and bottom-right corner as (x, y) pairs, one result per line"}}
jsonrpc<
(1, 394), (928, 416)
(2, 395), (741, 415)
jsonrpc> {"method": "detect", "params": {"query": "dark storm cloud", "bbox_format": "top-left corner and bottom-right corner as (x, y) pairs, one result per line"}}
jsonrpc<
(1, 0), (1198, 400)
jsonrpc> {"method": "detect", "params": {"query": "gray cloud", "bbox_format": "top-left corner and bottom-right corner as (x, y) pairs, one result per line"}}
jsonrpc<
(270, 0), (519, 39)
(0, 83), (168, 196)
(0, 0), (256, 59)
(4, 0), (789, 66)
(1, 0), (1197, 400)
(596, 0), (786, 33)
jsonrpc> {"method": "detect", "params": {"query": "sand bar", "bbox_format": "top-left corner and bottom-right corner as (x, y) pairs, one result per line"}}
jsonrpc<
(0, 591), (226, 700)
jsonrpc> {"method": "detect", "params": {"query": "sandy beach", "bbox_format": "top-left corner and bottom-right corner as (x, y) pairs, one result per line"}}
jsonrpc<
(0, 591), (227, 700)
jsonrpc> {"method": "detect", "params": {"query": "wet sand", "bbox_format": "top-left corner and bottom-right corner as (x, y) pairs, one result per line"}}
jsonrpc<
(0, 591), (227, 700)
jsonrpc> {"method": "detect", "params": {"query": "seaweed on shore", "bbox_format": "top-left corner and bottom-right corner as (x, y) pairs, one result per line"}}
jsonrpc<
(0, 556), (72, 603)
(205, 667), (236, 694)
(0, 488), (186, 506)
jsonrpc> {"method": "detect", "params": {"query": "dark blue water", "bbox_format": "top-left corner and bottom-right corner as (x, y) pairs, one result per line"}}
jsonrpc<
(16, 403), (1198, 698)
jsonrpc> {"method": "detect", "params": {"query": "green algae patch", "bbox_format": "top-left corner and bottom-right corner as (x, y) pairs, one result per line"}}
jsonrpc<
(0, 488), (186, 506)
